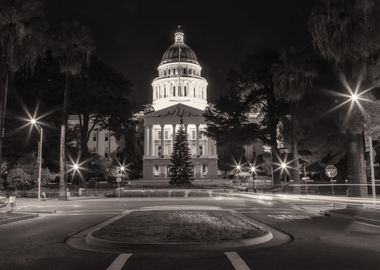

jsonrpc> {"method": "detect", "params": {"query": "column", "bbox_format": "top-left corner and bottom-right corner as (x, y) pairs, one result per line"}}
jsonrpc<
(160, 124), (165, 157)
(144, 125), (149, 156)
(207, 137), (212, 157)
(172, 124), (176, 155)
(149, 125), (153, 156)
(195, 124), (200, 156)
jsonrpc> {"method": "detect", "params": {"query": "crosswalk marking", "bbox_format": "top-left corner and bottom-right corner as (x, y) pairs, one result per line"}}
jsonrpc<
(267, 214), (311, 220)
(106, 253), (132, 270)
(225, 252), (252, 270)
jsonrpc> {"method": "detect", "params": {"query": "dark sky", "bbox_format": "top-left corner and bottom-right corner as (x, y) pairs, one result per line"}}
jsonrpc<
(42, 0), (315, 109)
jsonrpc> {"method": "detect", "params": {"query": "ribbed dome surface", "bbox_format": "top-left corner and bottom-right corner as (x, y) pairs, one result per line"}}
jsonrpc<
(161, 43), (199, 65)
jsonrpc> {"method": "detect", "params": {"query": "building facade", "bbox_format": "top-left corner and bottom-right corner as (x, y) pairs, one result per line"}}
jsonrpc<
(143, 27), (218, 179)
(68, 115), (118, 159)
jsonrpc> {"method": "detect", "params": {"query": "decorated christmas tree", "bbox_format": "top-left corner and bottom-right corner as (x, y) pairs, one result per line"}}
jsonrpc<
(169, 118), (194, 185)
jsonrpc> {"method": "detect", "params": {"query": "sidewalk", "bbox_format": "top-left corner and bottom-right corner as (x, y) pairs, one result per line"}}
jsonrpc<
(325, 208), (380, 227)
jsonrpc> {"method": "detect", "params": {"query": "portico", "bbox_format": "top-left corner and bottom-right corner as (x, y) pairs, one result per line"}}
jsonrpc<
(143, 104), (218, 179)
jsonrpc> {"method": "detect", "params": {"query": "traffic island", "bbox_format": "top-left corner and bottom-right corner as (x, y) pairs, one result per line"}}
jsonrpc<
(85, 207), (273, 251)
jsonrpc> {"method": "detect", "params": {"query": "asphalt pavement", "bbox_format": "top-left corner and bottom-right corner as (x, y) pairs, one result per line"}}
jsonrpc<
(0, 197), (379, 270)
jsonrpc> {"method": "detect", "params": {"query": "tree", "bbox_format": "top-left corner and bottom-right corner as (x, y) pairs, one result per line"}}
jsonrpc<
(308, 0), (380, 196)
(115, 120), (144, 179)
(0, 0), (47, 178)
(69, 58), (134, 158)
(204, 79), (259, 176)
(52, 21), (95, 199)
(169, 119), (193, 185)
(272, 48), (317, 190)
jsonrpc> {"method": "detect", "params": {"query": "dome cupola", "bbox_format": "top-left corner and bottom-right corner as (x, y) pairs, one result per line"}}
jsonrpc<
(152, 26), (208, 111)
(160, 26), (199, 65)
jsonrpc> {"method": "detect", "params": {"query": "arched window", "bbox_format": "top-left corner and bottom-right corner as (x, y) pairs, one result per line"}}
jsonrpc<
(178, 86), (182, 96)
(173, 86), (176, 96)
(193, 87), (196, 97)
(184, 86), (187, 96)
(164, 87), (167, 98)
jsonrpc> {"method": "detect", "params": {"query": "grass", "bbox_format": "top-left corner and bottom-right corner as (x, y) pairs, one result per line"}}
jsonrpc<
(93, 210), (267, 243)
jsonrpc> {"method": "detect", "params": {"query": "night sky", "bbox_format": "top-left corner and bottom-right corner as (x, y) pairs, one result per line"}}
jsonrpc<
(42, 0), (315, 109)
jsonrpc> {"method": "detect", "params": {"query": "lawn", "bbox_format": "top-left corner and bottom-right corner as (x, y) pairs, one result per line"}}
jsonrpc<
(93, 210), (267, 243)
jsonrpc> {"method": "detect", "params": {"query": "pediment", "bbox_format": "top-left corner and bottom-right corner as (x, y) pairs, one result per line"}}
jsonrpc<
(144, 103), (203, 118)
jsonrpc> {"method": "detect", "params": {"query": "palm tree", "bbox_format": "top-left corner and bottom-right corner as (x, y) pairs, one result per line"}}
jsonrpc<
(0, 0), (47, 174)
(308, 0), (377, 197)
(272, 48), (316, 192)
(52, 21), (94, 199)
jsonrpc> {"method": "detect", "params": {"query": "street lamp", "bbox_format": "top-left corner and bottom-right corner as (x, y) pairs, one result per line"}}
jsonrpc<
(348, 92), (377, 200)
(30, 118), (43, 200)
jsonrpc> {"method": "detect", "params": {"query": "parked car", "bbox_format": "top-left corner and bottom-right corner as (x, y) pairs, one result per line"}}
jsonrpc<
(0, 196), (8, 208)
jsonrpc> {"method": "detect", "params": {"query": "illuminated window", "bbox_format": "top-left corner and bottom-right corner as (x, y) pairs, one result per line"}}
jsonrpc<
(199, 145), (203, 156)
(153, 165), (160, 176)
(202, 164), (208, 175)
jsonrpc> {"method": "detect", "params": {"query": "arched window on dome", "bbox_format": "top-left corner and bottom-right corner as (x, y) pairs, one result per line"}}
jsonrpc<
(164, 86), (167, 98)
(184, 68), (187, 75)
(164, 70), (167, 76)
(184, 86), (187, 96)
(193, 87), (196, 97)
(173, 86), (176, 96)
(178, 86), (182, 96)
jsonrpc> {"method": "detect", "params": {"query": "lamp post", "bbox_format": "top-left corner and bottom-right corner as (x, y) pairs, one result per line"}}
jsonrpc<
(30, 118), (43, 200)
(348, 93), (377, 200)
(120, 165), (126, 184)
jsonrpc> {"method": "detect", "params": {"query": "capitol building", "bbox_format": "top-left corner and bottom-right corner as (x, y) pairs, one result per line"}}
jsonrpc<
(142, 27), (218, 179)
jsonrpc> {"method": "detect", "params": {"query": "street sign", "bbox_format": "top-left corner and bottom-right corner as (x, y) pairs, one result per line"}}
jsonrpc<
(325, 165), (338, 178)
(116, 177), (122, 183)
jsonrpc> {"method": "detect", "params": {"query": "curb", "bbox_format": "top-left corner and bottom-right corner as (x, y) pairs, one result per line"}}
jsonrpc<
(322, 211), (380, 227)
(84, 208), (273, 251)
(0, 213), (39, 225)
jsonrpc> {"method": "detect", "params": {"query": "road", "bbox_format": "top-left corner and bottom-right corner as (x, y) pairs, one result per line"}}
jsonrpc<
(0, 197), (379, 270)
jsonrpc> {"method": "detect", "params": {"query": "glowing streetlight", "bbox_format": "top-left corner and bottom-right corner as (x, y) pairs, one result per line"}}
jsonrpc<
(250, 166), (256, 173)
(236, 165), (242, 171)
(120, 166), (126, 172)
(73, 163), (79, 171)
(350, 93), (359, 102)
(281, 162), (287, 169)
